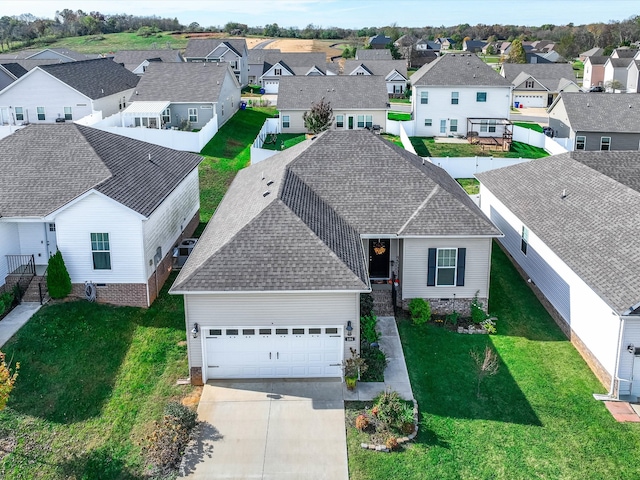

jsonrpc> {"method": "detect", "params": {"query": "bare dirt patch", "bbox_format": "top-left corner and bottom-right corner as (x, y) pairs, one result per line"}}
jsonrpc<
(263, 39), (343, 60)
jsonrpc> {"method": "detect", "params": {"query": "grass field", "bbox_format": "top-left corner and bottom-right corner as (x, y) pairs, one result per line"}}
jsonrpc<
(456, 178), (480, 194)
(198, 107), (276, 221)
(45, 32), (189, 54)
(261, 133), (306, 151)
(410, 137), (548, 159)
(0, 273), (195, 479)
(347, 243), (640, 480)
(388, 112), (412, 121)
(513, 121), (544, 133)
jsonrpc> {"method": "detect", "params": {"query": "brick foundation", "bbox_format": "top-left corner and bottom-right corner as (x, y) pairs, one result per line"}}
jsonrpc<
(190, 367), (204, 386)
(71, 282), (148, 308)
(495, 241), (612, 389)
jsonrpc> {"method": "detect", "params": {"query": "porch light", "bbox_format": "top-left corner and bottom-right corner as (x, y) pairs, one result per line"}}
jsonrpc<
(346, 321), (353, 337)
(191, 323), (199, 339)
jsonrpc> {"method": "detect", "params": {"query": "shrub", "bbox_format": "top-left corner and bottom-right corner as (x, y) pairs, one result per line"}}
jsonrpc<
(360, 345), (386, 382)
(471, 291), (489, 324)
(343, 347), (367, 380)
(445, 310), (460, 326)
(360, 293), (374, 317)
(360, 314), (379, 345)
(481, 317), (497, 334)
(385, 436), (399, 451)
(408, 298), (431, 325)
(373, 389), (405, 431)
(355, 414), (369, 431)
(0, 351), (20, 411)
(46, 251), (72, 299)
(143, 402), (198, 473)
(0, 292), (14, 316)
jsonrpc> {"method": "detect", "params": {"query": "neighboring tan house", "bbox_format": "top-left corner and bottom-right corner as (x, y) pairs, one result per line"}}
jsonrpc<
(0, 63), (27, 91)
(477, 151), (640, 399)
(170, 130), (500, 383)
(247, 48), (281, 85)
(0, 124), (201, 307)
(435, 38), (454, 50)
(411, 53), (512, 137)
(501, 63), (580, 107)
(368, 34), (392, 49)
(355, 49), (392, 61)
(583, 56), (608, 88)
(112, 49), (184, 74)
(0, 58), (139, 125)
(579, 47), (604, 62)
(183, 38), (249, 86)
(343, 59), (408, 96)
(124, 62), (240, 130)
(258, 52), (329, 94)
(548, 92), (640, 151)
(603, 57), (634, 91)
(277, 75), (389, 133)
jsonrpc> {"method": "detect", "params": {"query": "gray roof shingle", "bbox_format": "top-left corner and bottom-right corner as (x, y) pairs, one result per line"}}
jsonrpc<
(171, 130), (499, 293)
(184, 38), (247, 59)
(130, 62), (237, 103)
(262, 52), (327, 73)
(277, 75), (389, 110)
(585, 55), (609, 66)
(40, 58), (139, 99)
(355, 49), (392, 60)
(477, 151), (640, 314)
(343, 60), (407, 78)
(112, 49), (184, 71)
(0, 62), (27, 78)
(0, 124), (201, 218)
(556, 92), (640, 133)
(248, 48), (281, 65)
(411, 53), (511, 87)
(502, 63), (576, 84)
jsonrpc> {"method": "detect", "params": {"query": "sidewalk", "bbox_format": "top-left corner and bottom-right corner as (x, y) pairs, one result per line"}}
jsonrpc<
(0, 302), (41, 348)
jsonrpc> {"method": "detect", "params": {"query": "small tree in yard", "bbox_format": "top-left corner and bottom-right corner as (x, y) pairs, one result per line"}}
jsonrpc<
(0, 351), (19, 411)
(47, 250), (72, 299)
(506, 38), (526, 64)
(604, 79), (625, 92)
(471, 346), (499, 398)
(303, 97), (334, 135)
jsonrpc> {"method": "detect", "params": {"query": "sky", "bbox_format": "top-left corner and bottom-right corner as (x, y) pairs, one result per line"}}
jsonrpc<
(3, 0), (639, 29)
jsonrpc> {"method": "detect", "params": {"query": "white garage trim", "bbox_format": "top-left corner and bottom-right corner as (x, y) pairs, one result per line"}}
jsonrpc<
(263, 80), (279, 94)
(201, 325), (344, 382)
(514, 94), (545, 108)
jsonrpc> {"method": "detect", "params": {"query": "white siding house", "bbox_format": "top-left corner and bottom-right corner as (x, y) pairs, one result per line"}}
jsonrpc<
(0, 124), (201, 307)
(477, 152), (640, 398)
(171, 130), (500, 384)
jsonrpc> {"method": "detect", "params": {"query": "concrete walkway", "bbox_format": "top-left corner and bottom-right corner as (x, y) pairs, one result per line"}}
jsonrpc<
(0, 302), (41, 348)
(343, 316), (414, 401)
(181, 380), (348, 480)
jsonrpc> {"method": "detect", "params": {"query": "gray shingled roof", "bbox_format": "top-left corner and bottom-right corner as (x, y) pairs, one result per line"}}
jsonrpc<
(248, 48), (281, 65)
(612, 49), (639, 58)
(369, 35), (392, 46)
(502, 63), (576, 84)
(477, 151), (640, 314)
(355, 49), (392, 60)
(607, 57), (634, 68)
(40, 58), (139, 99)
(184, 38), (247, 59)
(556, 92), (640, 133)
(580, 47), (604, 57)
(130, 62), (237, 103)
(0, 48), (96, 61)
(0, 58), (64, 71)
(112, 49), (184, 71)
(262, 52), (327, 72)
(0, 63), (27, 78)
(0, 124), (201, 218)
(171, 130), (499, 293)
(343, 60), (407, 78)
(411, 53), (511, 87)
(585, 56), (609, 66)
(277, 75), (389, 110)
(511, 71), (577, 93)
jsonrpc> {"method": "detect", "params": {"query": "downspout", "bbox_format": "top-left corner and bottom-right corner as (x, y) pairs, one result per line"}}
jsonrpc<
(593, 314), (624, 401)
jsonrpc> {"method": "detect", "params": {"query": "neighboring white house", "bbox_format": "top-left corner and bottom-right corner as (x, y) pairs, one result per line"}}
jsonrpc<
(626, 59), (640, 93)
(603, 57), (634, 91)
(343, 60), (408, 96)
(500, 63), (580, 107)
(0, 58), (139, 125)
(411, 53), (512, 137)
(170, 130), (500, 384)
(183, 38), (249, 87)
(477, 152), (640, 399)
(277, 75), (389, 133)
(258, 52), (329, 94)
(112, 49), (184, 75)
(0, 124), (201, 307)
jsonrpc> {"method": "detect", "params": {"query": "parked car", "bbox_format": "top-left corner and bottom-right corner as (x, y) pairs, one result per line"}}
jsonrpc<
(588, 86), (604, 92)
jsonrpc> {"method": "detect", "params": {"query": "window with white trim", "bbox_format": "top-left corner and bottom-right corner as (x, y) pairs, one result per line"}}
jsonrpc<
(420, 91), (428, 104)
(37, 107), (45, 121)
(576, 136), (586, 150)
(188, 108), (198, 123)
(64, 107), (72, 120)
(440, 119), (446, 134)
(365, 115), (373, 128)
(357, 115), (365, 128)
(90, 233), (111, 270)
(162, 108), (171, 124)
(15, 107), (23, 121)
(282, 115), (290, 128)
(600, 136), (611, 151)
(521, 226), (529, 255)
(451, 92), (459, 104)
(424, 118), (432, 126)
(336, 115), (344, 128)
(450, 119), (458, 132)
(436, 248), (457, 286)
(476, 92), (487, 102)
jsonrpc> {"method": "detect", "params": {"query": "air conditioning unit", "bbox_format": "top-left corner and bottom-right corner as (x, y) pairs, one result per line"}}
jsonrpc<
(173, 238), (198, 269)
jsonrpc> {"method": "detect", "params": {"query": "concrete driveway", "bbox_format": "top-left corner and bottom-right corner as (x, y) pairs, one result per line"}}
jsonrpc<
(181, 380), (348, 480)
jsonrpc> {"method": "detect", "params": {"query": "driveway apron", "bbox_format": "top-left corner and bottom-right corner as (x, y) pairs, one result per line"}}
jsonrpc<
(181, 380), (348, 480)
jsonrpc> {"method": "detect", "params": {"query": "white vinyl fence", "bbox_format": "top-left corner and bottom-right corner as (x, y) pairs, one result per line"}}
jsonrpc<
(512, 125), (570, 155)
(425, 156), (532, 178)
(387, 119), (415, 137)
(251, 118), (281, 164)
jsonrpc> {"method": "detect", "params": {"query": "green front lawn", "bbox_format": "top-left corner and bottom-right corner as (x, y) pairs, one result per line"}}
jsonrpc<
(388, 112), (412, 121)
(456, 178), (480, 195)
(409, 137), (548, 159)
(348, 243), (640, 479)
(512, 121), (544, 133)
(199, 107), (276, 221)
(0, 273), (193, 478)
(261, 133), (306, 151)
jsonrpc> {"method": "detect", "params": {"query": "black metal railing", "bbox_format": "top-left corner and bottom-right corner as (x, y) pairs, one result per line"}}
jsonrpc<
(391, 272), (397, 312)
(6, 254), (36, 276)
(38, 266), (48, 305)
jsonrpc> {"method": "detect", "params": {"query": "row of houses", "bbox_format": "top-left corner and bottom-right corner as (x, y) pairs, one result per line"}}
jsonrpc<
(582, 47), (640, 91)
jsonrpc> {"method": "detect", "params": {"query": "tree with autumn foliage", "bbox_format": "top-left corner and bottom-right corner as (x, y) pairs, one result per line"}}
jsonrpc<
(303, 97), (334, 135)
(0, 351), (19, 411)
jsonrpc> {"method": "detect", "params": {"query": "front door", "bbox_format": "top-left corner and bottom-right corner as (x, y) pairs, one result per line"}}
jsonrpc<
(632, 355), (640, 399)
(46, 223), (57, 258)
(369, 239), (390, 278)
(348, 116), (354, 130)
(0, 107), (9, 125)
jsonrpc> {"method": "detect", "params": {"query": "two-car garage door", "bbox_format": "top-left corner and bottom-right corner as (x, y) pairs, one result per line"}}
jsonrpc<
(514, 94), (546, 108)
(203, 325), (343, 380)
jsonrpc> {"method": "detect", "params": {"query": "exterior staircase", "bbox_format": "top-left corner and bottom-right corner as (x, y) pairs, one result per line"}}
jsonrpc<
(21, 274), (49, 304)
(371, 289), (395, 316)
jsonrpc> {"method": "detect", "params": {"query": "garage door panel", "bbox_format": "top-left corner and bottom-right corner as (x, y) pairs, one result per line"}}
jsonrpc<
(205, 325), (343, 380)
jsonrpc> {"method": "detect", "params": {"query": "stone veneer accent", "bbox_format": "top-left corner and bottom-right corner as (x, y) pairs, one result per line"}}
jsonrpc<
(360, 399), (419, 452)
(495, 242), (612, 389)
(71, 282), (148, 308)
(190, 367), (204, 386)
(400, 296), (483, 317)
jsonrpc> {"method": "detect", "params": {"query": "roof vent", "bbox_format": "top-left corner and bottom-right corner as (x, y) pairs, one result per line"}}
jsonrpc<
(561, 189), (567, 199)
(263, 190), (270, 197)
(101, 88), (104, 93)
(586, 102), (590, 107)
(630, 104), (633, 108)
(261, 171), (265, 180)
(148, 153), (151, 160)
(266, 180), (274, 186)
